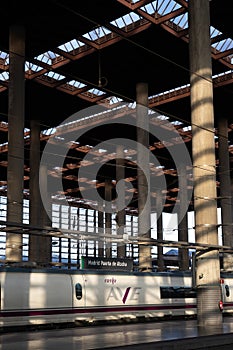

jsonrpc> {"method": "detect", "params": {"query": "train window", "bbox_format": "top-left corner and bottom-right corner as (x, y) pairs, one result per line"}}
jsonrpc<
(225, 285), (230, 297)
(75, 283), (82, 300)
(160, 286), (197, 299)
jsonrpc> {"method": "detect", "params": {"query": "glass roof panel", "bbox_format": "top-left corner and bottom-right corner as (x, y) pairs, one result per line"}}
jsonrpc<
(156, 114), (169, 120)
(83, 26), (112, 41)
(171, 120), (183, 125)
(183, 126), (192, 132)
(0, 51), (9, 66)
(210, 26), (222, 38)
(0, 51), (8, 59)
(111, 12), (142, 28)
(212, 38), (233, 52)
(140, 2), (156, 15)
(170, 12), (188, 29)
(44, 71), (65, 81)
(212, 70), (232, 79)
(88, 88), (105, 96)
(35, 51), (60, 65)
(107, 96), (123, 104)
(42, 128), (56, 136)
(0, 72), (9, 81)
(58, 39), (85, 52)
(25, 61), (43, 72)
(67, 80), (86, 89)
(157, 0), (181, 16)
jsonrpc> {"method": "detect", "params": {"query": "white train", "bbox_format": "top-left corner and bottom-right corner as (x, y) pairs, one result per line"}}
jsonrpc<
(0, 268), (233, 328)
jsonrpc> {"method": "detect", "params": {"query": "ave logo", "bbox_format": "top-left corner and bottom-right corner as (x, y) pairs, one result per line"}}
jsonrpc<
(107, 287), (142, 304)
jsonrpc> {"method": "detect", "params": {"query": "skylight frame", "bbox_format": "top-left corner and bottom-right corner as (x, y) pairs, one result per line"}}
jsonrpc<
(43, 71), (66, 81)
(0, 72), (9, 82)
(170, 11), (188, 30)
(0, 51), (9, 66)
(58, 39), (85, 53)
(212, 38), (233, 53)
(35, 50), (61, 66)
(66, 80), (87, 90)
(110, 11), (143, 30)
(25, 61), (44, 73)
(83, 26), (112, 42)
(157, 0), (181, 16)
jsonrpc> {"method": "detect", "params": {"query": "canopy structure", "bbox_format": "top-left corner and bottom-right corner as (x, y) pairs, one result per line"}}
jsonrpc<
(0, 0), (232, 214)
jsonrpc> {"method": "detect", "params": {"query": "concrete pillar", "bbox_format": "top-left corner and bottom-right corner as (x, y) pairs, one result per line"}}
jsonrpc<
(29, 120), (42, 263)
(76, 208), (80, 264)
(105, 179), (112, 258)
(116, 144), (126, 258)
(6, 25), (25, 261)
(189, 0), (222, 328)
(177, 163), (189, 271)
(37, 163), (52, 265)
(98, 203), (104, 257)
(156, 190), (165, 271)
(93, 210), (97, 257)
(178, 212), (189, 270)
(218, 118), (233, 270)
(157, 213), (165, 271)
(136, 83), (152, 271)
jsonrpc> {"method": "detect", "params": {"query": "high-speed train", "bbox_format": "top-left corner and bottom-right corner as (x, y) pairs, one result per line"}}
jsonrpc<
(0, 267), (233, 329)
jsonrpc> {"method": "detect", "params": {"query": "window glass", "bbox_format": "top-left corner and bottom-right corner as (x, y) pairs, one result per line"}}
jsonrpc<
(160, 286), (196, 299)
(75, 283), (82, 300)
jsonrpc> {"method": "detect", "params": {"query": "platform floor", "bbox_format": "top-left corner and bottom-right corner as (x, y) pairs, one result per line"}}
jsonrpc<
(1, 318), (233, 350)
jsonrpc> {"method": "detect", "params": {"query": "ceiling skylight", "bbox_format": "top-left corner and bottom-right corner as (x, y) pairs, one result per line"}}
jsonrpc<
(58, 39), (85, 52)
(141, 0), (181, 16)
(25, 61), (43, 73)
(210, 26), (222, 38)
(111, 12), (142, 29)
(44, 71), (65, 81)
(105, 96), (123, 104)
(212, 38), (233, 52)
(0, 51), (9, 65)
(67, 80), (86, 89)
(83, 26), (112, 41)
(170, 12), (188, 29)
(0, 72), (9, 81)
(87, 88), (105, 96)
(35, 51), (60, 65)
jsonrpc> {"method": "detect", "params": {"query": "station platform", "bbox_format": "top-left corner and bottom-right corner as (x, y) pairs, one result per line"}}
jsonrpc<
(1, 318), (233, 350)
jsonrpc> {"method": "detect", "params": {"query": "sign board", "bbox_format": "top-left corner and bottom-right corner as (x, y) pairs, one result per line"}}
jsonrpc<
(81, 256), (133, 271)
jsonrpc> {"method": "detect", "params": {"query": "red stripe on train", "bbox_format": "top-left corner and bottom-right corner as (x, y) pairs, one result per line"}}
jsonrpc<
(0, 304), (197, 318)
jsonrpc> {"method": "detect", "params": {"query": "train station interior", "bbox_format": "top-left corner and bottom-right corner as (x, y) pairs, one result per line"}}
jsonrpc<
(0, 0), (233, 334)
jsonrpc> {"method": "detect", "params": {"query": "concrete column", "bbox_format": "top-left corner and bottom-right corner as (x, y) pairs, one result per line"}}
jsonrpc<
(98, 202), (104, 257)
(136, 83), (152, 271)
(77, 208), (80, 264)
(218, 118), (233, 270)
(38, 163), (52, 265)
(177, 163), (189, 271)
(6, 25), (25, 261)
(105, 179), (112, 258)
(157, 213), (165, 271)
(29, 120), (42, 263)
(116, 144), (126, 258)
(156, 190), (165, 271)
(178, 212), (189, 270)
(189, 0), (222, 328)
(93, 210), (97, 257)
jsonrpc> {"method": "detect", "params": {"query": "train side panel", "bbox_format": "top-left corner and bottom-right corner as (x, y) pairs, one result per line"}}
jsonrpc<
(0, 271), (75, 326)
(72, 272), (196, 322)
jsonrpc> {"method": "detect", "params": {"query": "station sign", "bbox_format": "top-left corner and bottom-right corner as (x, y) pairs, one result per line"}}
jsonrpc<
(81, 256), (133, 271)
